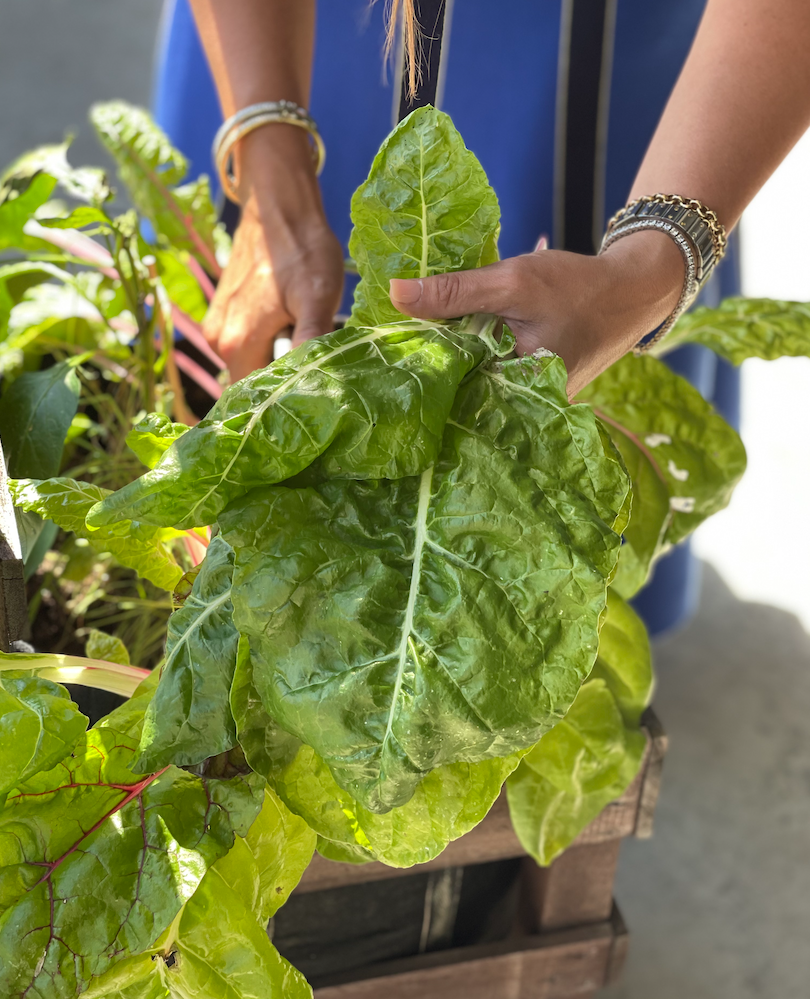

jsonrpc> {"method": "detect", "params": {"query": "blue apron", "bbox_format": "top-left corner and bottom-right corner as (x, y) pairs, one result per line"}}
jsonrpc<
(152, 0), (740, 636)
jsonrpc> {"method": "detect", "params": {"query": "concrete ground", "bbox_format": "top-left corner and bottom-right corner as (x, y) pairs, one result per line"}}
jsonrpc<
(3, 4), (809, 997)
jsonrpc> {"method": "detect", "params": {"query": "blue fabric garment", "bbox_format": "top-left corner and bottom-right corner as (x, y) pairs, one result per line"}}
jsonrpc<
(152, 0), (741, 636)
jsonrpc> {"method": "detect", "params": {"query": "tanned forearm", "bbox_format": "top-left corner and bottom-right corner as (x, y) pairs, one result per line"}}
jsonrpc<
(631, 0), (810, 230)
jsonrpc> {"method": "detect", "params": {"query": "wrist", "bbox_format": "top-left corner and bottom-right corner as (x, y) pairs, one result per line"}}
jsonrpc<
(599, 229), (685, 326)
(236, 124), (323, 220)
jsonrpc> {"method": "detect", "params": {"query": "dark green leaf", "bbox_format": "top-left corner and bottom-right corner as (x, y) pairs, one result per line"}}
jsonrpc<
(223, 354), (624, 812)
(94, 669), (160, 741)
(0, 359), (82, 478)
(657, 297), (810, 363)
(231, 643), (521, 867)
(349, 106), (500, 327)
(0, 673), (87, 796)
(578, 353), (747, 547)
(136, 537), (239, 771)
(87, 320), (492, 531)
(10, 477), (184, 590)
(126, 413), (190, 470)
(0, 727), (263, 999)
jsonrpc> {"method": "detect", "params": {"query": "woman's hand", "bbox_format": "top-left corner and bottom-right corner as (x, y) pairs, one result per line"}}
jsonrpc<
(203, 126), (344, 382)
(390, 230), (685, 398)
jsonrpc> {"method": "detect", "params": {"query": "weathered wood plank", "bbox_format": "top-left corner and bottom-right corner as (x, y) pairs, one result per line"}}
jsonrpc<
(313, 912), (625, 999)
(521, 841), (622, 932)
(635, 708), (668, 839)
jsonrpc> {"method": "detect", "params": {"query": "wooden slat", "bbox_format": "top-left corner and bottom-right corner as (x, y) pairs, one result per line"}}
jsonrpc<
(634, 708), (668, 839)
(314, 914), (624, 999)
(521, 841), (622, 932)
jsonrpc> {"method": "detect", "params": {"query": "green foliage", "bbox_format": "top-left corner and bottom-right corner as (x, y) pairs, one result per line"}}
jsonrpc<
(85, 629), (131, 666)
(9, 478), (184, 590)
(126, 413), (190, 471)
(349, 106), (500, 326)
(87, 320), (493, 531)
(0, 672), (88, 796)
(0, 727), (263, 999)
(506, 591), (652, 865)
(137, 537), (239, 771)
(658, 296), (810, 362)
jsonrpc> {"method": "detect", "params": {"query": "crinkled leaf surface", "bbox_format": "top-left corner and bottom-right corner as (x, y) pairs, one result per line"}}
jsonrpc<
(88, 321), (491, 531)
(506, 678), (647, 867)
(656, 297), (810, 363)
(0, 727), (263, 999)
(348, 106), (500, 327)
(578, 353), (747, 546)
(506, 589), (652, 866)
(223, 354), (625, 812)
(10, 477), (184, 591)
(126, 413), (190, 470)
(0, 673), (87, 797)
(85, 629), (131, 666)
(231, 646), (520, 868)
(0, 360), (81, 478)
(95, 669), (160, 742)
(90, 102), (222, 276)
(136, 537), (239, 771)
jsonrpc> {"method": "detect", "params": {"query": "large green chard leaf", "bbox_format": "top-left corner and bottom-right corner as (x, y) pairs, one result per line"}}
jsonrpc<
(95, 669), (160, 742)
(348, 106), (500, 327)
(579, 353), (747, 550)
(0, 359), (82, 478)
(222, 353), (626, 812)
(77, 787), (313, 999)
(90, 102), (223, 276)
(10, 477), (184, 590)
(0, 673), (87, 797)
(137, 537), (239, 771)
(85, 629), (132, 666)
(506, 679), (647, 867)
(655, 297), (810, 362)
(506, 589), (652, 866)
(87, 320), (492, 531)
(0, 727), (263, 999)
(231, 644), (522, 867)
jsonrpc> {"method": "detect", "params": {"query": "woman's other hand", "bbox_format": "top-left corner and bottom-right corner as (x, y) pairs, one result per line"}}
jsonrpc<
(203, 126), (344, 382)
(390, 230), (684, 398)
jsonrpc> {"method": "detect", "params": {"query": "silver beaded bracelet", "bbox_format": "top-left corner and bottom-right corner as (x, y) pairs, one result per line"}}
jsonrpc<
(600, 194), (727, 353)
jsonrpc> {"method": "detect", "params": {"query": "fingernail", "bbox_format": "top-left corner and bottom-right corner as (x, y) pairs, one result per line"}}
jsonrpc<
(390, 278), (423, 304)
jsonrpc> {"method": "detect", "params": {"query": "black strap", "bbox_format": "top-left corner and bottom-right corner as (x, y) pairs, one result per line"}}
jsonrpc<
(556, 0), (616, 254)
(398, 0), (449, 121)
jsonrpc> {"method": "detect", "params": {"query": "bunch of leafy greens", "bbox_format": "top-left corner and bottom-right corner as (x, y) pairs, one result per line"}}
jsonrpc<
(3, 105), (810, 999)
(0, 102), (225, 666)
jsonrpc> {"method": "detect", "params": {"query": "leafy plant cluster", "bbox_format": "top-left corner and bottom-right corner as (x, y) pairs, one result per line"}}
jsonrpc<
(2, 105), (810, 998)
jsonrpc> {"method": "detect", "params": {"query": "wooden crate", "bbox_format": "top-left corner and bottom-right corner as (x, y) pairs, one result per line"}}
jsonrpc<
(274, 709), (666, 999)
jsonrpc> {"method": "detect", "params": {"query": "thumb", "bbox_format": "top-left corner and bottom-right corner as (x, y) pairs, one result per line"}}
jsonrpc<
(389, 260), (518, 321)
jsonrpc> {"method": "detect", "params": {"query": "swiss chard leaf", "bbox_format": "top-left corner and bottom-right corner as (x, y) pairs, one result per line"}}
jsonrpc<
(506, 589), (652, 866)
(90, 102), (223, 277)
(656, 297), (810, 363)
(348, 106), (500, 327)
(95, 669), (160, 742)
(0, 174), (60, 253)
(0, 673), (87, 796)
(231, 644), (521, 868)
(0, 359), (82, 478)
(222, 354), (625, 812)
(85, 629), (131, 666)
(506, 678), (647, 867)
(1, 141), (110, 206)
(0, 727), (263, 999)
(126, 413), (190, 471)
(579, 353), (747, 548)
(0, 262), (72, 339)
(9, 477), (184, 590)
(87, 320), (492, 531)
(137, 537), (239, 771)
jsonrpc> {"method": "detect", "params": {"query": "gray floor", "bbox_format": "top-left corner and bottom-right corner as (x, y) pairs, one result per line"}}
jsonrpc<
(604, 564), (810, 999)
(3, 5), (810, 997)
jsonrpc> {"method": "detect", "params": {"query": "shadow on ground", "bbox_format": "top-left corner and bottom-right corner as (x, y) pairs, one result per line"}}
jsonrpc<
(603, 562), (810, 998)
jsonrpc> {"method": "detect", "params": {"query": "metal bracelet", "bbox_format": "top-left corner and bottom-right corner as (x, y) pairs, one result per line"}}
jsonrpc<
(212, 101), (326, 204)
(601, 194), (727, 353)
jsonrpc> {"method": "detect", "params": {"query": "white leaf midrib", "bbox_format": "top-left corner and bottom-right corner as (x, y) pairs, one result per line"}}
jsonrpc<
(382, 465), (434, 757)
